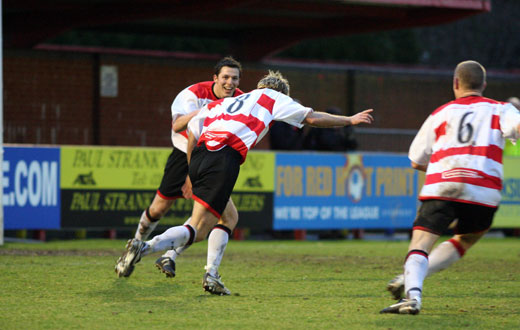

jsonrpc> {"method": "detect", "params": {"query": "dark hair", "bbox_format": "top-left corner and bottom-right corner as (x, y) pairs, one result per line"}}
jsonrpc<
(214, 56), (242, 77)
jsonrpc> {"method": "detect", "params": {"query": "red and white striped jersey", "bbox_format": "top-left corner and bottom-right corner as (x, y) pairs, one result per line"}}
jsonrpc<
(170, 81), (243, 152)
(409, 96), (520, 207)
(188, 88), (313, 163)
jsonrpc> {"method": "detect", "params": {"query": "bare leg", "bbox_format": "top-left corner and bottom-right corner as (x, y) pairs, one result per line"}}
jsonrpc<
(135, 194), (174, 240)
(189, 200), (220, 242)
(388, 229), (490, 301)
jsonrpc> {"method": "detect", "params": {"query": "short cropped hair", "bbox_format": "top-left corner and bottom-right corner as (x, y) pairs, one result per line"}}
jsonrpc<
(214, 56), (242, 77)
(455, 60), (486, 91)
(257, 70), (290, 95)
(507, 97), (520, 110)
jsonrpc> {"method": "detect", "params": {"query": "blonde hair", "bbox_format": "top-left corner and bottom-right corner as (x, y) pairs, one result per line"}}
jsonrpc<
(257, 70), (290, 95)
(455, 60), (486, 91)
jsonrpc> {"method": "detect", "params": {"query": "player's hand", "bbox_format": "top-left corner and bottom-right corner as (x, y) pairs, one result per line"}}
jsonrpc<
(182, 176), (193, 199)
(350, 109), (374, 125)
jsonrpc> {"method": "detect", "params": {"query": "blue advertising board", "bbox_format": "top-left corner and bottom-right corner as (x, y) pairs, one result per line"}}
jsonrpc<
(273, 152), (420, 230)
(3, 146), (61, 229)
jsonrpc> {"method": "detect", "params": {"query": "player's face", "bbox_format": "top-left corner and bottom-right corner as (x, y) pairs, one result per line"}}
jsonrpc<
(213, 66), (240, 99)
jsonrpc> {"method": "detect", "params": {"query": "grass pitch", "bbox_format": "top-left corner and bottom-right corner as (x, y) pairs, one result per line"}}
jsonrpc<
(0, 238), (519, 329)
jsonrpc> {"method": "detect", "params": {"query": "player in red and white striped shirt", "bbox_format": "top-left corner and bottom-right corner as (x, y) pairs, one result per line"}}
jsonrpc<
(187, 71), (372, 294)
(381, 61), (520, 315)
(116, 57), (244, 279)
(118, 70), (374, 295)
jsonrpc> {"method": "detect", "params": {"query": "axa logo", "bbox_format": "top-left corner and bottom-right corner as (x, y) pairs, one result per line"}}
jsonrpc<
(243, 175), (262, 188)
(73, 172), (96, 186)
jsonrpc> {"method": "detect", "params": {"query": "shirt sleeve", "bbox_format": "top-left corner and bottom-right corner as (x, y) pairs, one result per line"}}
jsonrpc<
(500, 103), (520, 144)
(408, 115), (435, 166)
(170, 87), (200, 123)
(271, 92), (313, 128)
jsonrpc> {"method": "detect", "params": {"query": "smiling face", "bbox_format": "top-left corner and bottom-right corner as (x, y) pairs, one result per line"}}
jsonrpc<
(213, 66), (240, 99)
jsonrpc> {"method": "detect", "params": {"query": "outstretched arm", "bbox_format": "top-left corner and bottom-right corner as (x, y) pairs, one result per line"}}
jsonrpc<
(303, 109), (373, 127)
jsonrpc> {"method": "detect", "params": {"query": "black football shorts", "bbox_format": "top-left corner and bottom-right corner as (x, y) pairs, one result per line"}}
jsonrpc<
(413, 199), (497, 235)
(189, 144), (241, 217)
(157, 148), (189, 199)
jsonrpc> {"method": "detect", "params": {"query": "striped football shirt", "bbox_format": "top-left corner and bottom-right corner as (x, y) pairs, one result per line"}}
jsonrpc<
(170, 81), (243, 153)
(189, 88), (312, 163)
(409, 96), (520, 207)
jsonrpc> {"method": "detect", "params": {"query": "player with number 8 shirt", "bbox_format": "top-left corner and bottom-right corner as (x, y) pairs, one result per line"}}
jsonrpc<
(115, 56), (244, 281)
(116, 70), (374, 295)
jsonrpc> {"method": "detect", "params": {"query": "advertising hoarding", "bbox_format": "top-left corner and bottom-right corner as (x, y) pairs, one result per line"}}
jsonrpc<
(3, 147), (61, 229)
(273, 152), (420, 230)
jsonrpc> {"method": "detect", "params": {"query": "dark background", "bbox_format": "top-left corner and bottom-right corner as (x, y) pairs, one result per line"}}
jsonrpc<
(39, 1), (520, 69)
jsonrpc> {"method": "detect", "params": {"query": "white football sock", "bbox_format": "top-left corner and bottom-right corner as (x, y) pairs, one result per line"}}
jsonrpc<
(163, 245), (189, 260)
(404, 251), (428, 302)
(427, 239), (464, 277)
(396, 239), (466, 284)
(144, 225), (196, 255)
(205, 226), (230, 276)
(135, 209), (159, 240)
(162, 218), (192, 260)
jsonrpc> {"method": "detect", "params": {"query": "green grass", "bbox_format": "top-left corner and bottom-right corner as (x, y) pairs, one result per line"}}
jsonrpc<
(0, 238), (519, 329)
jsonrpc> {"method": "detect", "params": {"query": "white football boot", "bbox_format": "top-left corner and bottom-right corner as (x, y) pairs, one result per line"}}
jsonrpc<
(380, 298), (421, 315)
(115, 239), (145, 278)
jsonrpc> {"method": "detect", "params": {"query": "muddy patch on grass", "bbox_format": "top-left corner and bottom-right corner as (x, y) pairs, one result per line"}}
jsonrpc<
(0, 249), (119, 257)
(0, 249), (208, 258)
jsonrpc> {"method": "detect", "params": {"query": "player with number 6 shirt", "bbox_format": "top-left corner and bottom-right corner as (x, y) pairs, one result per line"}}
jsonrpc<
(381, 60), (520, 315)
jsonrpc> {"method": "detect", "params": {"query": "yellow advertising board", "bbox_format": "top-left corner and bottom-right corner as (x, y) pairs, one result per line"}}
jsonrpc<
(234, 151), (275, 192)
(60, 146), (276, 230)
(504, 140), (520, 156)
(61, 146), (171, 190)
(61, 146), (275, 192)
